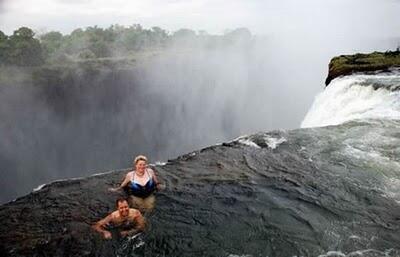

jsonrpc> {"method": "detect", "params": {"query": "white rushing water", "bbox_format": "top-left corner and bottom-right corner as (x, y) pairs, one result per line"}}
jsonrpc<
(301, 72), (400, 128)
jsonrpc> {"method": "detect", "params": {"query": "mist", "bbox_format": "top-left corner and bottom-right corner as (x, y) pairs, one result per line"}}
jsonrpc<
(1, 0), (400, 204)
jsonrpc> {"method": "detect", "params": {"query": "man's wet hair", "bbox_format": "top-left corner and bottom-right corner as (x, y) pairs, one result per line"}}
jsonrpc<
(115, 197), (129, 208)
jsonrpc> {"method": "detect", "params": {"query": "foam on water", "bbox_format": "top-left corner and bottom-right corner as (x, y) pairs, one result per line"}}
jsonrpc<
(264, 135), (286, 149)
(234, 134), (287, 149)
(318, 248), (399, 257)
(301, 73), (400, 128)
(155, 161), (167, 166)
(382, 177), (400, 203)
(115, 232), (145, 256)
(31, 169), (122, 193)
(33, 184), (46, 192)
(237, 138), (261, 148)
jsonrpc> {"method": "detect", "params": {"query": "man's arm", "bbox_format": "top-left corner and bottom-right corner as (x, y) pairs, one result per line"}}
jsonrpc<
(134, 210), (146, 232)
(92, 213), (113, 239)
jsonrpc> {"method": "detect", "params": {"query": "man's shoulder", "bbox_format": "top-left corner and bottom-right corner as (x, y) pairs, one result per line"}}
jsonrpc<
(129, 208), (141, 216)
(110, 210), (120, 219)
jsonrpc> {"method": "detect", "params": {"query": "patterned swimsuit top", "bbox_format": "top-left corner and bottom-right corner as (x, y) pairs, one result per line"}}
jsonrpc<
(129, 169), (156, 198)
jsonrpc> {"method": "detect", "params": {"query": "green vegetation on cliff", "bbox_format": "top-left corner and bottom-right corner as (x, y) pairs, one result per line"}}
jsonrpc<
(0, 25), (252, 68)
(0, 27), (44, 66)
(326, 50), (400, 85)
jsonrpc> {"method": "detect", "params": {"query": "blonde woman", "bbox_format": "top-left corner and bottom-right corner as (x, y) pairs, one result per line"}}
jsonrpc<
(110, 155), (160, 212)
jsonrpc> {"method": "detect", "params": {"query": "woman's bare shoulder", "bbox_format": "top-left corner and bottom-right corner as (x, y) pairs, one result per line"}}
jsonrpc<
(147, 167), (155, 175)
(125, 170), (134, 177)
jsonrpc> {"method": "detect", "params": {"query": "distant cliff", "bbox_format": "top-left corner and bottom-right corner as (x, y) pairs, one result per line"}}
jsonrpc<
(325, 50), (400, 86)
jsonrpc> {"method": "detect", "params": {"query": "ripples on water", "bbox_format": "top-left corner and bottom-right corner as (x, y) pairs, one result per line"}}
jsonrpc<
(100, 117), (400, 256)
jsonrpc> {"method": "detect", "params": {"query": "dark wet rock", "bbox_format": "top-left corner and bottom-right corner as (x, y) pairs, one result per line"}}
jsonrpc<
(1, 121), (400, 257)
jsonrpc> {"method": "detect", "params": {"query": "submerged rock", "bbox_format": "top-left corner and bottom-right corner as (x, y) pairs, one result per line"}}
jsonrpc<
(1, 120), (400, 257)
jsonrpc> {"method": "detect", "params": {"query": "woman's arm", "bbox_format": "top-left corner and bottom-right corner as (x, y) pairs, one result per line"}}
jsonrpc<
(109, 172), (132, 191)
(148, 168), (161, 190)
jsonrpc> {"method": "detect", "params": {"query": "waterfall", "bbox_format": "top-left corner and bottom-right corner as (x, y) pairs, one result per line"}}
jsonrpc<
(301, 71), (400, 128)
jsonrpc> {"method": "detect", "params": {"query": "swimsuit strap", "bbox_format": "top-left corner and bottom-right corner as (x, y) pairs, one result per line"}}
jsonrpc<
(128, 169), (156, 198)
(145, 168), (152, 180)
(132, 168), (152, 184)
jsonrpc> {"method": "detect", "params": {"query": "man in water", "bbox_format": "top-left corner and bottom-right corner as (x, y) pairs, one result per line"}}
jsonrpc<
(92, 198), (145, 239)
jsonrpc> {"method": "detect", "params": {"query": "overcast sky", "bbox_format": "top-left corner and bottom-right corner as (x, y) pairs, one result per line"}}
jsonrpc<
(1, 0), (400, 39)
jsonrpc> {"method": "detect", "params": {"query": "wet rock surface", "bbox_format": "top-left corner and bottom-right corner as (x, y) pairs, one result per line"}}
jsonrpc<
(1, 121), (400, 257)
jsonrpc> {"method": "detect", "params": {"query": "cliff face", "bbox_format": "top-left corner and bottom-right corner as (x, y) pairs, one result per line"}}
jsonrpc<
(0, 64), (152, 205)
(1, 123), (400, 257)
(325, 50), (400, 86)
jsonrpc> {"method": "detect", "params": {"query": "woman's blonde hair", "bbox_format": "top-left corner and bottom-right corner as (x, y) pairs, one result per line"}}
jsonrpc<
(134, 155), (148, 164)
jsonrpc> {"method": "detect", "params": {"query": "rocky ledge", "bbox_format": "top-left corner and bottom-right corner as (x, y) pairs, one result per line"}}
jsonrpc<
(1, 123), (400, 257)
(325, 50), (400, 86)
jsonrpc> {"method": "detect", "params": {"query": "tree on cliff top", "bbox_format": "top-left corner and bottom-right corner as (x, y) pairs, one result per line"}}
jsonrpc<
(40, 31), (63, 59)
(1, 25), (256, 66)
(0, 30), (9, 65)
(7, 27), (44, 66)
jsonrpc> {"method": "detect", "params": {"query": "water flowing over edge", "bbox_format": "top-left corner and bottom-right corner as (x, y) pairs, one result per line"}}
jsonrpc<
(301, 71), (400, 128)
